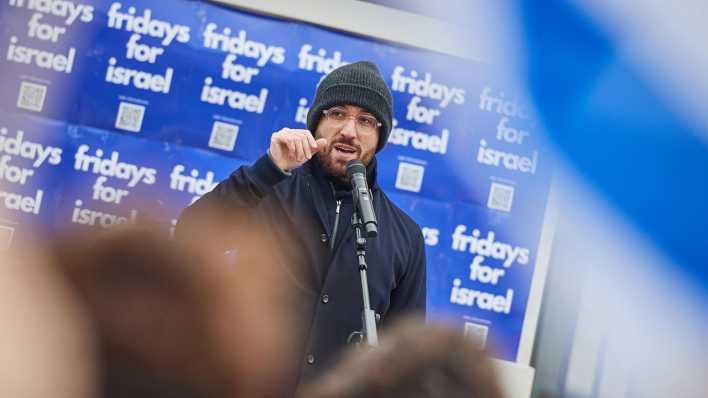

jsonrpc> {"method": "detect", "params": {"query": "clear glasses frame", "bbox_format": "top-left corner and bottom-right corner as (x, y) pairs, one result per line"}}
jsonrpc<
(321, 107), (381, 133)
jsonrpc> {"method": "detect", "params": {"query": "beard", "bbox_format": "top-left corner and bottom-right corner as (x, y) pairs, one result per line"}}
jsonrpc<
(316, 137), (374, 183)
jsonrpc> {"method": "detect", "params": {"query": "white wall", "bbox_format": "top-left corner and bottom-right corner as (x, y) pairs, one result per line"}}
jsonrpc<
(210, 0), (501, 62)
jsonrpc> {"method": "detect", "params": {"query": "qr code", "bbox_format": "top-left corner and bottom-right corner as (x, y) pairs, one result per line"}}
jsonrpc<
(17, 81), (47, 112)
(464, 322), (489, 349)
(395, 162), (425, 192)
(487, 182), (514, 212)
(115, 102), (145, 132)
(0, 225), (15, 250)
(208, 121), (239, 151)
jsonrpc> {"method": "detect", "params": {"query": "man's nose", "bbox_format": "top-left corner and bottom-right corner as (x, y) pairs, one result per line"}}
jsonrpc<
(339, 117), (358, 139)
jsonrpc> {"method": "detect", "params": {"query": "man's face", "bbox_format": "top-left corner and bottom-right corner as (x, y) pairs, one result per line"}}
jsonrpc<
(315, 104), (379, 181)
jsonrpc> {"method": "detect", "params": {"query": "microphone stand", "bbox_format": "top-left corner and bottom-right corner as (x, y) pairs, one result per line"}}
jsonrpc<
(351, 209), (379, 347)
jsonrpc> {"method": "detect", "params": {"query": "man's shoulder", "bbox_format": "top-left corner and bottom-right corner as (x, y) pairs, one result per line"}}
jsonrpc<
(374, 189), (423, 240)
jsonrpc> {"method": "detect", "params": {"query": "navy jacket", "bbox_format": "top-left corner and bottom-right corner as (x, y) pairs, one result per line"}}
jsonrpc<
(176, 153), (426, 382)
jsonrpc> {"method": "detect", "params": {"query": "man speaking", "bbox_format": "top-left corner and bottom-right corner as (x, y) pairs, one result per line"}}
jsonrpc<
(177, 61), (426, 383)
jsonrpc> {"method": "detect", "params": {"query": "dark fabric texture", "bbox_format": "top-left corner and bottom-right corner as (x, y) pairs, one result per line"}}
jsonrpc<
(176, 154), (426, 386)
(306, 61), (393, 152)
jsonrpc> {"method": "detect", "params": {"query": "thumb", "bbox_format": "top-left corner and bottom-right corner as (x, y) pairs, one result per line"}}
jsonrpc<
(314, 138), (328, 152)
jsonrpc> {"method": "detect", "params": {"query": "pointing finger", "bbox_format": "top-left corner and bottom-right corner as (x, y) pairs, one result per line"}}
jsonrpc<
(305, 132), (318, 150)
(301, 135), (313, 160)
(295, 138), (306, 162)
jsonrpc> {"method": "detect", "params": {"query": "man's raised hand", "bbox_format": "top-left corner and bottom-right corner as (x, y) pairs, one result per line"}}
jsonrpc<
(269, 128), (328, 172)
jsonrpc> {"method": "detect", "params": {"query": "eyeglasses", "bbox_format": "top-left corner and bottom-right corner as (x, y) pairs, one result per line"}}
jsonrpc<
(322, 107), (381, 134)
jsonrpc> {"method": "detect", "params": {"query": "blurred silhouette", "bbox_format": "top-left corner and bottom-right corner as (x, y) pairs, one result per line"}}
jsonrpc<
(0, 247), (97, 398)
(298, 317), (503, 398)
(50, 222), (300, 398)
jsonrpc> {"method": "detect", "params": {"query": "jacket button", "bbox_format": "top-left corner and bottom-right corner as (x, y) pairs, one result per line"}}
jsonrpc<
(320, 233), (328, 243)
(306, 354), (315, 364)
(321, 294), (329, 304)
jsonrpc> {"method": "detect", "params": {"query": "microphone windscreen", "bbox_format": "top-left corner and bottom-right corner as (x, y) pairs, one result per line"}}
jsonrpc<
(345, 159), (366, 177)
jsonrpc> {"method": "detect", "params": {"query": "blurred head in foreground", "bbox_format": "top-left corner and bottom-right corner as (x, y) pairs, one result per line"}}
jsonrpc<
(52, 223), (298, 398)
(299, 317), (503, 398)
(0, 248), (96, 398)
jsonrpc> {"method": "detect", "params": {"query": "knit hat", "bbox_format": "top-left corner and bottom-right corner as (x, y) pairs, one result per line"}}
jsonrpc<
(307, 61), (393, 153)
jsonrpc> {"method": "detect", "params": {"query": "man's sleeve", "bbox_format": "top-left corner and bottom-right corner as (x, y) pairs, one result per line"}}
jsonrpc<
(174, 152), (289, 248)
(388, 228), (427, 316)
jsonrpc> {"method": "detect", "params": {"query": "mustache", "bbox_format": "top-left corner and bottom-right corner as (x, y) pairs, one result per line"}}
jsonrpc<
(328, 138), (361, 153)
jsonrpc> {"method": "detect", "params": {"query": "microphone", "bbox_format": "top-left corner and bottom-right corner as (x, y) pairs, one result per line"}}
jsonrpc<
(346, 159), (377, 238)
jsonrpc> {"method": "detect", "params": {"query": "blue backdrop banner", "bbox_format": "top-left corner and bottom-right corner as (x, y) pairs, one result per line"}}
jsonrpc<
(0, 0), (553, 363)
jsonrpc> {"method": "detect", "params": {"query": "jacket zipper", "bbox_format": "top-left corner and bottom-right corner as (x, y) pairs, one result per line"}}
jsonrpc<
(330, 199), (341, 251)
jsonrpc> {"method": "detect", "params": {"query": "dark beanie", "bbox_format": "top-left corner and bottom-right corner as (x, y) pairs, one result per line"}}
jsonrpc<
(307, 61), (393, 153)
